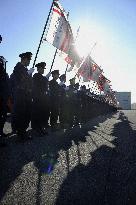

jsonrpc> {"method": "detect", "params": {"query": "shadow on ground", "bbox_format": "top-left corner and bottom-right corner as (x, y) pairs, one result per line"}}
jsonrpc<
(0, 112), (116, 203)
(55, 111), (136, 205)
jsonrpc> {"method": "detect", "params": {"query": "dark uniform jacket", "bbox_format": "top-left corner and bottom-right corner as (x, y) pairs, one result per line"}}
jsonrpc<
(10, 62), (32, 98)
(31, 73), (49, 129)
(49, 79), (60, 101)
(32, 73), (48, 100)
(0, 70), (10, 111)
(59, 83), (66, 101)
(10, 62), (32, 131)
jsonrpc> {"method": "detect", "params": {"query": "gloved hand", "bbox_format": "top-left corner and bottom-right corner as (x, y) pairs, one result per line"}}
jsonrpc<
(46, 72), (51, 79)
(27, 68), (35, 75)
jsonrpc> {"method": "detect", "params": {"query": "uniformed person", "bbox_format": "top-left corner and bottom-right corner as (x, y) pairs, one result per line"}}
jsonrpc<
(74, 82), (80, 125)
(49, 70), (60, 131)
(66, 77), (76, 127)
(10, 52), (32, 141)
(59, 74), (67, 128)
(80, 85), (88, 123)
(0, 56), (10, 146)
(31, 62), (49, 135)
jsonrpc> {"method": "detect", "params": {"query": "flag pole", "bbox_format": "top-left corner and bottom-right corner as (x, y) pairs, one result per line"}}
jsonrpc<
(63, 12), (71, 75)
(49, 48), (58, 72)
(65, 64), (69, 74)
(32, 0), (54, 68)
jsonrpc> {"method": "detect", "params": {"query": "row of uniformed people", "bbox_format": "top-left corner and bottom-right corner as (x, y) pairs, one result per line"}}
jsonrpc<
(8, 51), (82, 141)
(0, 51), (116, 144)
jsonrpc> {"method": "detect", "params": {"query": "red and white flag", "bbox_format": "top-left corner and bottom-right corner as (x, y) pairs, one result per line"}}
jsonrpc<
(103, 81), (111, 94)
(91, 62), (102, 82)
(64, 26), (82, 69)
(77, 55), (93, 82)
(65, 44), (82, 68)
(97, 74), (106, 91)
(44, 0), (74, 54)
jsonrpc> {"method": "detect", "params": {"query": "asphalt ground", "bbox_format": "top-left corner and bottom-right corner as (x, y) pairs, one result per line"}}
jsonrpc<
(0, 110), (136, 205)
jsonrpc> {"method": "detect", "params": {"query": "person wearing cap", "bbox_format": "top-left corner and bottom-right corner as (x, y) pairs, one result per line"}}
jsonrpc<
(73, 82), (80, 126)
(31, 62), (49, 136)
(58, 74), (68, 128)
(69, 77), (75, 87)
(59, 74), (66, 87)
(10, 52), (33, 141)
(0, 57), (10, 147)
(66, 77), (80, 127)
(49, 70), (60, 131)
(79, 85), (88, 123)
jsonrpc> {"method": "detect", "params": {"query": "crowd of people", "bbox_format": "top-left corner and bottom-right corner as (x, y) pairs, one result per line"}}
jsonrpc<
(0, 50), (117, 147)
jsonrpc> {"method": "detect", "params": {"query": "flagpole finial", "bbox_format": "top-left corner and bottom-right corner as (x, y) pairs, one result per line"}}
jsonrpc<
(67, 11), (70, 19)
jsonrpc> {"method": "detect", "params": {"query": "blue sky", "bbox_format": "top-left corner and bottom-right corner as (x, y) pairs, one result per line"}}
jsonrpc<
(0, 0), (136, 103)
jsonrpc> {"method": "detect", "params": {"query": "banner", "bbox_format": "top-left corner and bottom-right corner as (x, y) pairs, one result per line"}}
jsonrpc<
(77, 55), (93, 82)
(103, 81), (111, 94)
(91, 62), (102, 82)
(65, 44), (82, 67)
(44, 0), (74, 54)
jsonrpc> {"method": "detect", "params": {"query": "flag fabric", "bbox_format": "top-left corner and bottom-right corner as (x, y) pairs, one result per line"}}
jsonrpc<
(44, 0), (74, 54)
(91, 62), (102, 82)
(64, 44), (82, 68)
(97, 73), (111, 91)
(103, 81), (111, 94)
(77, 55), (93, 82)
(64, 26), (82, 69)
(97, 74), (107, 91)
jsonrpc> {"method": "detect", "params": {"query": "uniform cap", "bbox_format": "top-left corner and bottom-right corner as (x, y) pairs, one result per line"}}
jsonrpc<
(35, 62), (46, 68)
(0, 56), (8, 63)
(51, 70), (59, 75)
(19, 52), (32, 59)
(75, 82), (79, 86)
(69, 77), (75, 82)
(81, 85), (86, 89)
(59, 74), (66, 80)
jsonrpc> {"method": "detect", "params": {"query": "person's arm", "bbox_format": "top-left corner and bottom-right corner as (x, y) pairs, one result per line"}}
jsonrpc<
(46, 72), (51, 80)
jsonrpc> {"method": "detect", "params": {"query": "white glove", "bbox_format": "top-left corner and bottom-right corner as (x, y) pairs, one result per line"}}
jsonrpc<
(27, 68), (35, 75)
(46, 72), (51, 79)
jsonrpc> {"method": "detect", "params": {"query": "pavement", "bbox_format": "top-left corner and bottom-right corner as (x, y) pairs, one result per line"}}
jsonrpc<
(0, 110), (136, 205)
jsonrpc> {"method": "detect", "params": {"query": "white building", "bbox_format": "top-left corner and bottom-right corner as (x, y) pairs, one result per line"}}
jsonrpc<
(115, 92), (131, 110)
(131, 103), (136, 110)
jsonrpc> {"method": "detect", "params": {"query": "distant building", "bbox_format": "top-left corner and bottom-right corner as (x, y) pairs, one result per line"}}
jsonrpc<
(131, 103), (136, 110)
(115, 92), (131, 110)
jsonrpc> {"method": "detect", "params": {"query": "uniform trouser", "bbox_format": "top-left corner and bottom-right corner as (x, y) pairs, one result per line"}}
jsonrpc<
(0, 106), (7, 136)
(31, 97), (50, 130)
(0, 99), (8, 144)
(50, 102), (59, 128)
(11, 91), (31, 135)
(74, 102), (80, 124)
(59, 98), (68, 125)
(67, 101), (75, 126)
(59, 104), (64, 124)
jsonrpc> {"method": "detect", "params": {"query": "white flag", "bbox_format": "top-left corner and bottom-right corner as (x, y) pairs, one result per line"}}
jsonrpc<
(103, 81), (111, 94)
(91, 63), (102, 82)
(44, 1), (74, 54)
(77, 55), (93, 82)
